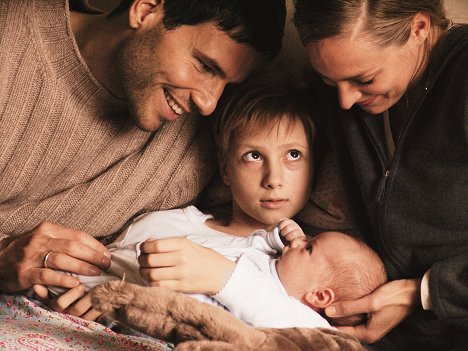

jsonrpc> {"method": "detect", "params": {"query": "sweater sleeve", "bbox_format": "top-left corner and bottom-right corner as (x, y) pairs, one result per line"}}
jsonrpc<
(429, 252), (468, 329)
(214, 254), (332, 329)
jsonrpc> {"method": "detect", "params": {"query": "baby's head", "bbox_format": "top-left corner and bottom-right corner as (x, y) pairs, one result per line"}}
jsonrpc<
(212, 69), (318, 227)
(277, 231), (387, 325)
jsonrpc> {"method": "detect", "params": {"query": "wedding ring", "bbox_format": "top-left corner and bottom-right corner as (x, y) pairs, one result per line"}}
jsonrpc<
(43, 251), (53, 269)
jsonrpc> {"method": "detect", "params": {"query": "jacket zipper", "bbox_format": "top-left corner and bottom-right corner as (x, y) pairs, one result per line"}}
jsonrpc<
(377, 170), (391, 202)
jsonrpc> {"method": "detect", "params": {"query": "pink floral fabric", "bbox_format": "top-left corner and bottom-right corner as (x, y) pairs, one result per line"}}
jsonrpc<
(0, 294), (173, 350)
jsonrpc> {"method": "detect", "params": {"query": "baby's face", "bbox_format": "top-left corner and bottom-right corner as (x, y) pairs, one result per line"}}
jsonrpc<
(276, 232), (348, 300)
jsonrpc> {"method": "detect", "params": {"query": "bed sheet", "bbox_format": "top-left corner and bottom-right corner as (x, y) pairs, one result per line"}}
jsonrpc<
(0, 294), (173, 350)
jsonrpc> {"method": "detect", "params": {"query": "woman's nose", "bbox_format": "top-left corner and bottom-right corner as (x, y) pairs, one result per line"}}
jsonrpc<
(337, 82), (362, 110)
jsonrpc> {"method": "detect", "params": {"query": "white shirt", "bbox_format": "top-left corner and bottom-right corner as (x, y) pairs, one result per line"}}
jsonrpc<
(55, 206), (331, 329)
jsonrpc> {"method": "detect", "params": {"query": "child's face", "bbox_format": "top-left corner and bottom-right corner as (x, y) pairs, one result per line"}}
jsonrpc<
(222, 117), (313, 228)
(276, 232), (341, 301)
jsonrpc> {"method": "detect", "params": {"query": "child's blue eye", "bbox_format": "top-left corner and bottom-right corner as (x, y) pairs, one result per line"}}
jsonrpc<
(243, 151), (262, 161)
(286, 150), (302, 160)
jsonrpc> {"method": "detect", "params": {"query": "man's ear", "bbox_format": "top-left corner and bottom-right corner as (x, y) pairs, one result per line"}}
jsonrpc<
(409, 12), (431, 45)
(304, 288), (335, 310)
(128, 0), (164, 29)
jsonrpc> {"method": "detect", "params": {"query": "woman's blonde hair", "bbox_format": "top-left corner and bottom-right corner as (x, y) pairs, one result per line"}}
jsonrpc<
(293, 0), (451, 47)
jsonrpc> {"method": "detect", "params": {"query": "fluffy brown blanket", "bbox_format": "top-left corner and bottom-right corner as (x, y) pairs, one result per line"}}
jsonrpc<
(91, 281), (366, 351)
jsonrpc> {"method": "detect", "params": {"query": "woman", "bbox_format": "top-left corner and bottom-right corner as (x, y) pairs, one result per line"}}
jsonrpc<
(291, 1), (467, 350)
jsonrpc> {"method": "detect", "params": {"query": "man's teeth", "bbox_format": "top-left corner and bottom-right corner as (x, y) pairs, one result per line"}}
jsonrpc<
(164, 91), (183, 115)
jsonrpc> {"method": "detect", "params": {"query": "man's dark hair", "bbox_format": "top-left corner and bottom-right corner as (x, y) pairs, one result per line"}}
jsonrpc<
(110, 0), (286, 60)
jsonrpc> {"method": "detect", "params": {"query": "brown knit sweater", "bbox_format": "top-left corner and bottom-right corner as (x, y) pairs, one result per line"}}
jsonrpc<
(0, 0), (215, 240)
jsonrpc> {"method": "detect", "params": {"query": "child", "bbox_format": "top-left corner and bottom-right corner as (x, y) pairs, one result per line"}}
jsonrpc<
(47, 70), (387, 328)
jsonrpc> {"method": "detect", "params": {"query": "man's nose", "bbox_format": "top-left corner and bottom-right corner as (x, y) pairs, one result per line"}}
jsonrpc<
(337, 82), (362, 110)
(191, 79), (225, 116)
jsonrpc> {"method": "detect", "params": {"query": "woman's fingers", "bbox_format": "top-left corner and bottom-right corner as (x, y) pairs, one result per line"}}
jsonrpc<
(326, 279), (421, 344)
(325, 295), (371, 318)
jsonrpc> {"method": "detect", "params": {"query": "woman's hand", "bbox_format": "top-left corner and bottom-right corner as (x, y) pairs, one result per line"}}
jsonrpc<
(33, 284), (102, 321)
(325, 279), (421, 344)
(138, 237), (235, 295)
(0, 221), (111, 292)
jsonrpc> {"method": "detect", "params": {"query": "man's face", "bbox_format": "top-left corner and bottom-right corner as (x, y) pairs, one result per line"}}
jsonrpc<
(117, 21), (260, 131)
(222, 118), (313, 230)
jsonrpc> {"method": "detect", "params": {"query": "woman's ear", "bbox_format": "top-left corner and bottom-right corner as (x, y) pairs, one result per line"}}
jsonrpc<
(304, 288), (335, 310)
(128, 0), (164, 29)
(410, 12), (431, 45)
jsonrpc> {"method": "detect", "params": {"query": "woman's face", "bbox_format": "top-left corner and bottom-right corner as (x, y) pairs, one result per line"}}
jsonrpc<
(306, 33), (424, 114)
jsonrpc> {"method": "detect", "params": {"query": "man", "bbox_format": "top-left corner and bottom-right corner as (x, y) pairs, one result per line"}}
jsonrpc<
(0, 0), (285, 318)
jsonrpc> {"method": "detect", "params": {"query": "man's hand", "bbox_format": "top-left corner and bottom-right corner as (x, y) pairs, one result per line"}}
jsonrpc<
(138, 237), (235, 295)
(278, 218), (306, 243)
(0, 221), (111, 292)
(324, 279), (421, 344)
(33, 284), (102, 321)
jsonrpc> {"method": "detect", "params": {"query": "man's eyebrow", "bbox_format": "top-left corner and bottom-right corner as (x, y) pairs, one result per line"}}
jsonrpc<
(195, 50), (226, 79)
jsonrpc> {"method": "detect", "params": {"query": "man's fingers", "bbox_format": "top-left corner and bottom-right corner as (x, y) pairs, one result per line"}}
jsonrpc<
(81, 307), (102, 321)
(42, 251), (103, 276)
(32, 268), (80, 289)
(65, 290), (93, 316)
(51, 285), (87, 312)
(32, 284), (49, 299)
(50, 239), (111, 270)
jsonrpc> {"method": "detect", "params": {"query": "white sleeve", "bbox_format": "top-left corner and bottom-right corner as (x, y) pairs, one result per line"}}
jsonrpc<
(213, 255), (333, 329)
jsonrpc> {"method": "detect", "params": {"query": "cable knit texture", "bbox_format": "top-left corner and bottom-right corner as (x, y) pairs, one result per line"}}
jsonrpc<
(0, 0), (215, 240)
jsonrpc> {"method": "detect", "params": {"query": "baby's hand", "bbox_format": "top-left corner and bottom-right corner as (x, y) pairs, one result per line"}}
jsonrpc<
(278, 218), (306, 243)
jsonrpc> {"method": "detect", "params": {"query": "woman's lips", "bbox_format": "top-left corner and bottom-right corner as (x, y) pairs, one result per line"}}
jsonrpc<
(357, 95), (378, 107)
(260, 199), (288, 209)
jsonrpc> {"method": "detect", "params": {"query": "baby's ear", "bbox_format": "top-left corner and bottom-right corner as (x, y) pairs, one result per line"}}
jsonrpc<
(304, 288), (335, 310)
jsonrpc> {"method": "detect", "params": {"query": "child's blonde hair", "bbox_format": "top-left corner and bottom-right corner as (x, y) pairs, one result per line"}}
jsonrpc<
(213, 68), (318, 166)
